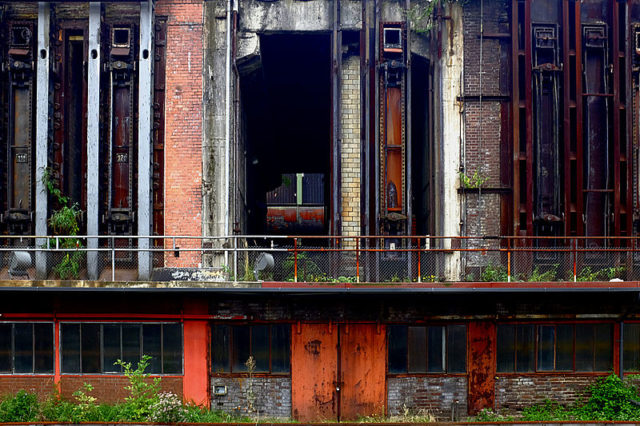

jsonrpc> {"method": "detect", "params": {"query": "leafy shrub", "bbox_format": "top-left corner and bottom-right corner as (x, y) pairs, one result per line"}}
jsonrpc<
(480, 263), (508, 282)
(575, 374), (640, 421)
(149, 392), (187, 423)
(114, 355), (161, 421)
(521, 399), (571, 421)
(0, 390), (39, 422)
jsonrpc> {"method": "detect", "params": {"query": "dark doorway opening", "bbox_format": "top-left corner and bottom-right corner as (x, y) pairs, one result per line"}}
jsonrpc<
(411, 54), (430, 236)
(240, 33), (331, 236)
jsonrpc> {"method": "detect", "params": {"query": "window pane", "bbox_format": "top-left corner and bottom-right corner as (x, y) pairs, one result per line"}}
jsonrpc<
(624, 324), (640, 372)
(594, 324), (612, 372)
(143, 324), (161, 374)
(34, 324), (53, 374)
(516, 325), (534, 372)
(14, 323), (32, 373)
(575, 324), (594, 371)
(556, 325), (573, 371)
(447, 325), (467, 373)
(122, 325), (141, 368)
(103, 324), (121, 373)
(270, 324), (290, 373)
(163, 324), (182, 374)
(537, 326), (555, 371)
(232, 326), (250, 372)
(0, 324), (11, 373)
(82, 324), (100, 373)
(62, 324), (80, 373)
(212, 325), (230, 373)
(252, 326), (269, 372)
(388, 326), (407, 373)
(497, 325), (515, 372)
(427, 326), (444, 372)
(408, 327), (427, 373)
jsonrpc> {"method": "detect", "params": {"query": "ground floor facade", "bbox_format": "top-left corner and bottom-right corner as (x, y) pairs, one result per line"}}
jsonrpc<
(0, 287), (638, 421)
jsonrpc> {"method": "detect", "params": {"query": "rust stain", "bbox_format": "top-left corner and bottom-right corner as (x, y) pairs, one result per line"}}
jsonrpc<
(305, 339), (322, 355)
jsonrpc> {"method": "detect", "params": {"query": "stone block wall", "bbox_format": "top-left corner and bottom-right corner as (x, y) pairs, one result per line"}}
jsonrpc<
(211, 376), (291, 419)
(387, 376), (467, 421)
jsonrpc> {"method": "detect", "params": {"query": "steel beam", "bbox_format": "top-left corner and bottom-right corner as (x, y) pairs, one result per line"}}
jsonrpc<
(35, 2), (50, 279)
(138, 1), (154, 280)
(87, 2), (101, 280)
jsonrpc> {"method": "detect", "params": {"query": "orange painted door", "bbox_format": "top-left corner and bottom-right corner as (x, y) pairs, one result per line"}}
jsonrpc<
(291, 323), (339, 421)
(291, 323), (386, 421)
(339, 324), (386, 420)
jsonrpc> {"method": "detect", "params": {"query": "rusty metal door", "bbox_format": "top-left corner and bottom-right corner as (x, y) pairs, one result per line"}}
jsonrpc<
(339, 323), (386, 420)
(467, 322), (496, 415)
(291, 323), (339, 421)
(291, 323), (386, 422)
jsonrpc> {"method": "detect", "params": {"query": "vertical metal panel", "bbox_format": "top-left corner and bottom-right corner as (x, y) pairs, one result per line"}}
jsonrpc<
(35, 2), (50, 279)
(524, 0), (534, 236)
(512, 0), (521, 235)
(152, 18), (166, 261)
(339, 324), (386, 421)
(138, 0), (154, 279)
(291, 323), (338, 422)
(86, 1), (101, 280)
(467, 322), (496, 415)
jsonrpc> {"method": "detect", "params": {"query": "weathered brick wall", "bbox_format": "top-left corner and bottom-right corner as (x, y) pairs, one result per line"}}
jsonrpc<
(495, 375), (600, 412)
(211, 376), (291, 418)
(387, 376), (467, 421)
(156, 0), (203, 266)
(341, 54), (361, 243)
(59, 376), (183, 403)
(0, 376), (55, 400)
(462, 0), (511, 242)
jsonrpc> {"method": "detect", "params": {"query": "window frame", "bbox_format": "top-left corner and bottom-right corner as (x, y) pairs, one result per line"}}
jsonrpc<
(211, 323), (292, 376)
(0, 321), (54, 375)
(59, 322), (183, 376)
(386, 324), (468, 375)
(496, 323), (614, 374)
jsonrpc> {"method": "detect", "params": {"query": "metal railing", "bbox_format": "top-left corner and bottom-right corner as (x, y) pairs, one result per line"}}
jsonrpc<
(0, 234), (638, 283)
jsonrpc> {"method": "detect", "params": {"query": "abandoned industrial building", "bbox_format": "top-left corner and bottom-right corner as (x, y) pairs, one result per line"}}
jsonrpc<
(4, 0), (640, 421)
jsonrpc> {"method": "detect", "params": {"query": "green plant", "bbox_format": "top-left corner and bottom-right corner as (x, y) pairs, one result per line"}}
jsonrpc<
(42, 167), (84, 279)
(72, 383), (98, 421)
(149, 392), (187, 423)
(576, 266), (626, 282)
(114, 355), (161, 421)
(480, 263), (508, 282)
(459, 170), (489, 189)
(245, 356), (257, 416)
(529, 264), (558, 282)
(471, 407), (514, 422)
(574, 374), (640, 421)
(0, 390), (39, 422)
(521, 399), (571, 421)
(407, 0), (463, 33)
(283, 252), (323, 282)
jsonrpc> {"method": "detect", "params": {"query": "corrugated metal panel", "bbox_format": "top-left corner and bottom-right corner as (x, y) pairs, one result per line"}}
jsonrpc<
(266, 174), (296, 205)
(302, 173), (324, 204)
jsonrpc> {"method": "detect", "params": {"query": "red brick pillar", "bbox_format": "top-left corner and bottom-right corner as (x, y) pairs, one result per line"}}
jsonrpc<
(155, 0), (204, 267)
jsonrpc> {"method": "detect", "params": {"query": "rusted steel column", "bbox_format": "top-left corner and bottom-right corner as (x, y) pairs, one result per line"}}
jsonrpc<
(35, 1), (50, 279)
(138, 1), (154, 280)
(86, 2), (101, 280)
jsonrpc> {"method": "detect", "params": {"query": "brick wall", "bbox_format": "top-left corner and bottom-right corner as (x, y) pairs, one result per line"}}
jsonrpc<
(156, 0), (203, 266)
(462, 0), (511, 241)
(211, 376), (291, 419)
(340, 54), (361, 244)
(387, 376), (467, 421)
(59, 376), (183, 403)
(495, 375), (600, 413)
(0, 376), (55, 400)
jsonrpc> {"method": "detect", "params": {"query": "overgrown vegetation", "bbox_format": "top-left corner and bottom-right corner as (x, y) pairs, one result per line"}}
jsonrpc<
(407, 0), (463, 33)
(0, 356), (248, 423)
(42, 167), (84, 279)
(459, 170), (489, 189)
(471, 374), (640, 422)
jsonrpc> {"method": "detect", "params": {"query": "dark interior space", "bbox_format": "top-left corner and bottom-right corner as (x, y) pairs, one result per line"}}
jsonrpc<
(411, 54), (430, 235)
(241, 33), (331, 235)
